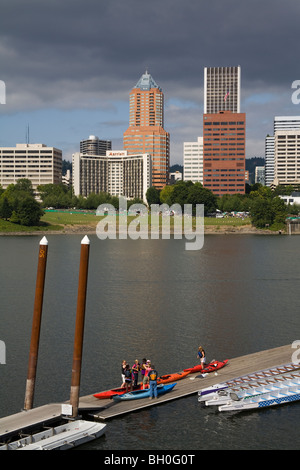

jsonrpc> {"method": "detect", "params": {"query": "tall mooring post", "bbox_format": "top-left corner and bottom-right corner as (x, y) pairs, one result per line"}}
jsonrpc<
(24, 237), (48, 410)
(70, 235), (90, 418)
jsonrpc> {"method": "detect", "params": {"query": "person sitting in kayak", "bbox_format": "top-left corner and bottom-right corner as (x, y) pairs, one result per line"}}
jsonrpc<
(197, 346), (206, 368)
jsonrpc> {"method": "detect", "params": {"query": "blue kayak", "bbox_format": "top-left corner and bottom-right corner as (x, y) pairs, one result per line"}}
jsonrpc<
(112, 383), (176, 401)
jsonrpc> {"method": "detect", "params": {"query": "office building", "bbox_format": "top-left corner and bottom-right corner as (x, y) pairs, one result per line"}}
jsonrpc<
(0, 143), (62, 191)
(255, 166), (265, 185)
(265, 135), (275, 187)
(123, 71), (170, 190)
(274, 130), (300, 186)
(72, 150), (151, 202)
(204, 66), (241, 114)
(80, 135), (111, 155)
(274, 116), (300, 131)
(183, 137), (203, 183)
(265, 116), (300, 187)
(203, 111), (246, 196)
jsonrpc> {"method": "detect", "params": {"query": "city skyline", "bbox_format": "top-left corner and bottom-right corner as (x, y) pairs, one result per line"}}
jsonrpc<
(0, 1), (300, 165)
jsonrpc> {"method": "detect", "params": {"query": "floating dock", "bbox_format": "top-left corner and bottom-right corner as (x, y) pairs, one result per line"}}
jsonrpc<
(0, 343), (296, 444)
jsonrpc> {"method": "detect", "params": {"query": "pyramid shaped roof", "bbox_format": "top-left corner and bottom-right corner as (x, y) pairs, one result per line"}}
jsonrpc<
(134, 71), (162, 91)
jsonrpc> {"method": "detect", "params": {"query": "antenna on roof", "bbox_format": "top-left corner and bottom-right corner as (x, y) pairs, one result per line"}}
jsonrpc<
(26, 124), (30, 144)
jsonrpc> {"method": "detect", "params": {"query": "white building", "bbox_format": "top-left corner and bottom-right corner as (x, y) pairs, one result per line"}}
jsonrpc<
(265, 117), (300, 187)
(274, 129), (300, 186)
(279, 192), (300, 205)
(274, 116), (300, 131)
(255, 166), (265, 185)
(72, 150), (152, 202)
(183, 137), (203, 183)
(0, 143), (62, 191)
(265, 135), (275, 187)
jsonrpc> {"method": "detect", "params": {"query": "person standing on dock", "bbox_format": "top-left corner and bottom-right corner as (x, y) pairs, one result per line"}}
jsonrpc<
(124, 364), (132, 392)
(197, 346), (206, 368)
(140, 358), (147, 386)
(121, 360), (127, 387)
(143, 360), (152, 389)
(148, 365), (158, 399)
(132, 359), (140, 387)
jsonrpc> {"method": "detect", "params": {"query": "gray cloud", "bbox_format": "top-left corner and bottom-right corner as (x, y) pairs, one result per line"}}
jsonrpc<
(0, 0), (300, 162)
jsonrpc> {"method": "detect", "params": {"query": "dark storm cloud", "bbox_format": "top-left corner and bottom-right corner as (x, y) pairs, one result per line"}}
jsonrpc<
(1, 0), (300, 159)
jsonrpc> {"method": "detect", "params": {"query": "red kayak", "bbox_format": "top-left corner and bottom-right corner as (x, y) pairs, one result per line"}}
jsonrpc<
(157, 370), (191, 385)
(184, 359), (228, 374)
(93, 384), (144, 399)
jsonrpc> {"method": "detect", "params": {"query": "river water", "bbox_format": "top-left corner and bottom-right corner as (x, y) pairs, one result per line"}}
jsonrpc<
(0, 233), (300, 450)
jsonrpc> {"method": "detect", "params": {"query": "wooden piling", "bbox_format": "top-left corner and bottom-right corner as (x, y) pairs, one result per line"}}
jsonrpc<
(24, 237), (48, 411)
(70, 236), (90, 418)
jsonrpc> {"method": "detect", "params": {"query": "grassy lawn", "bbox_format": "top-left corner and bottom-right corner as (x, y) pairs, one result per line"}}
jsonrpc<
(0, 210), (252, 233)
(0, 218), (63, 233)
(42, 210), (251, 228)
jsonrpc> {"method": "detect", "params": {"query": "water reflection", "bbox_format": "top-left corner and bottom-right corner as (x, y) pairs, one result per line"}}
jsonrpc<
(0, 234), (300, 449)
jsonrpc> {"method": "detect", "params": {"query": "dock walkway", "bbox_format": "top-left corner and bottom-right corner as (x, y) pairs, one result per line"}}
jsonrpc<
(0, 344), (296, 441)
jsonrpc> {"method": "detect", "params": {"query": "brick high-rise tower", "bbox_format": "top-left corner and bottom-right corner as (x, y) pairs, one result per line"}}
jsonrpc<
(123, 71), (170, 190)
(203, 66), (246, 196)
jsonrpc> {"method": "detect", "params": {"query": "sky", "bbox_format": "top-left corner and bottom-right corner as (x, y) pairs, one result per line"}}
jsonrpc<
(1, 0), (300, 165)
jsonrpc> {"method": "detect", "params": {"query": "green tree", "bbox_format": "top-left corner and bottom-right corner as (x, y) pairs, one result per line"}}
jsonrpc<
(146, 187), (160, 206)
(186, 183), (217, 215)
(10, 196), (44, 226)
(170, 180), (194, 208)
(1, 179), (44, 226)
(0, 196), (12, 220)
(160, 185), (174, 205)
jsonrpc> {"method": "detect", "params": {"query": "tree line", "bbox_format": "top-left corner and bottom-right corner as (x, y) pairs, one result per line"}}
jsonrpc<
(0, 178), (298, 230)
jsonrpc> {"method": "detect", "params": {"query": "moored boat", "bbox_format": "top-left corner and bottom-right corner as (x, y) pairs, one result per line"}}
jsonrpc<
(185, 359), (228, 374)
(112, 383), (176, 401)
(157, 370), (190, 384)
(204, 373), (300, 406)
(93, 384), (143, 399)
(0, 420), (106, 450)
(218, 381), (300, 412)
(198, 361), (300, 399)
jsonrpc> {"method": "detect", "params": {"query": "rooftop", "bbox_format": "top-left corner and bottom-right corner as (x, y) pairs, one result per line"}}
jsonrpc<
(134, 70), (162, 91)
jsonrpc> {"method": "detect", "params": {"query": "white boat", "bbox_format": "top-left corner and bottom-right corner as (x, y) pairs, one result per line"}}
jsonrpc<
(218, 382), (300, 412)
(198, 361), (300, 400)
(200, 370), (300, 406)
(0, 420), (106, 450)
(205, 376), (300, 406)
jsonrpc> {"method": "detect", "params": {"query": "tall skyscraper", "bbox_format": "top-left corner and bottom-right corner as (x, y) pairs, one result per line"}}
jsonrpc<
(123, 71), (170, 190)
(203, 66), (245, 196)
(203, 111), (246, 196)
(204, 66), (241, 114)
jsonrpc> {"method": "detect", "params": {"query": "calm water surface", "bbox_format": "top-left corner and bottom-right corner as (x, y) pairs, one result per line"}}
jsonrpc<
(0, 233), (300, 450)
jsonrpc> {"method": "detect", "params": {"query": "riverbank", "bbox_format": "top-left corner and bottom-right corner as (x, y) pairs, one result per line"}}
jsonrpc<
(0, 222), (282, 236)
(0, 211), (286, 235)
